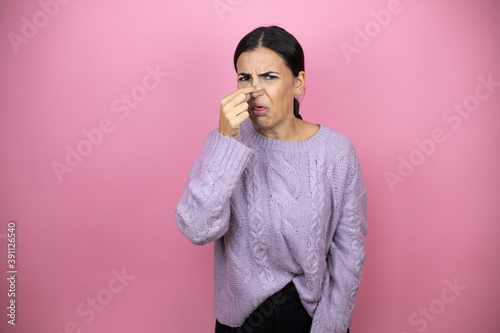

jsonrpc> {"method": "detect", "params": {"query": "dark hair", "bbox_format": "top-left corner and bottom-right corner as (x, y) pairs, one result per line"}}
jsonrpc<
(233, 26), (305, 120)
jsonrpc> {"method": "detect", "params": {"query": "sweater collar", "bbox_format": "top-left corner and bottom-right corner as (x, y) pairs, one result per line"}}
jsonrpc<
(240, 119), (330, 152)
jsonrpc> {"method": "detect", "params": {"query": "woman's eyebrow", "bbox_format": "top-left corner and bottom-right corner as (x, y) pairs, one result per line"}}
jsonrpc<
(237, 71), (280, 77)
(258, 71), (280, 77)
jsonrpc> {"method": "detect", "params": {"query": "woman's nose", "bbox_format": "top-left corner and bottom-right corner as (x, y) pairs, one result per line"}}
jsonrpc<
(250, 85), (264, 98)
(251, 77), (260, 87)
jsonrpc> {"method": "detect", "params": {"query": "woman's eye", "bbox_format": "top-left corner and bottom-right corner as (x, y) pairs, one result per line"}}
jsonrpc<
(239, 76), (251, 81)
(265, 75), (277, 80)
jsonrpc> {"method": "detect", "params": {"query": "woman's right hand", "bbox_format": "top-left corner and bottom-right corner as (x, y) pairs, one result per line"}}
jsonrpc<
(218, 86), (262, 139)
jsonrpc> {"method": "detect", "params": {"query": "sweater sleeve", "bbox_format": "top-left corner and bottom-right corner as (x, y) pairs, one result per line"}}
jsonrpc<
(311, 142), (368, 333)
(175, 129), (253, 245)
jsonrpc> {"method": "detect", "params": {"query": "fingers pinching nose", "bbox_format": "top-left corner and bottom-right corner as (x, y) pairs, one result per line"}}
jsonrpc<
(252, 86), (263, 96)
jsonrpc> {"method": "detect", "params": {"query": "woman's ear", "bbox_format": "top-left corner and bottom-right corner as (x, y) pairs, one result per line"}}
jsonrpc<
(295, 71), (306, 95)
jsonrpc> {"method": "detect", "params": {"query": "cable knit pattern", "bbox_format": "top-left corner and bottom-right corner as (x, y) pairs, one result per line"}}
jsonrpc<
(305, 149), (326, 294)
(247, 154), (276, 292)
(175, 119), (367, 332)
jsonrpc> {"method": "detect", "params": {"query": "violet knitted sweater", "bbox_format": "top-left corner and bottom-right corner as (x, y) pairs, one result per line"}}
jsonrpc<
(175, 119), (367, 333)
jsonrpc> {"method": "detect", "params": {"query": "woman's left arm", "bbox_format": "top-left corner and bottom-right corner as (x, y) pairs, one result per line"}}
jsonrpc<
(311, 143), (368, 333)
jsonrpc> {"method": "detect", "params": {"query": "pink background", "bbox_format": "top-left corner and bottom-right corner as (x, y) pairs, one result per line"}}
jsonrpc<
(1, 0), (499, 332)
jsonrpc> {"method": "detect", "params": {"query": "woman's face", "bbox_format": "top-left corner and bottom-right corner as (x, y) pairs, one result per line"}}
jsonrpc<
(236, 47), (304, 135)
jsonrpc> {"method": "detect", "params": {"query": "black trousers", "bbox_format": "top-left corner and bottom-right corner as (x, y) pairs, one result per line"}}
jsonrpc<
(215, 282), (351, 333)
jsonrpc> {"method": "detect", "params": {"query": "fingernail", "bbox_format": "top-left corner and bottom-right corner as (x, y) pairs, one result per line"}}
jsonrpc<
(256, 86), (261, 90)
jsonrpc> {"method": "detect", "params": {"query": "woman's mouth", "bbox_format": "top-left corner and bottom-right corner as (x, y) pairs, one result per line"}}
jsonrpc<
(250, 103), (269, 116)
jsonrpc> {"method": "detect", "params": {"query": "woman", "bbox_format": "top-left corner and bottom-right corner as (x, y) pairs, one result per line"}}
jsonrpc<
(175, 26), (367, 333)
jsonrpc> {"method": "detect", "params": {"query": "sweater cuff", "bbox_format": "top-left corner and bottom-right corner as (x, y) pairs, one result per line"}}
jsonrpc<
(203, 130), (253, 178)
